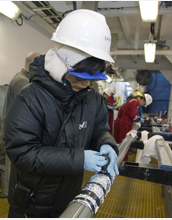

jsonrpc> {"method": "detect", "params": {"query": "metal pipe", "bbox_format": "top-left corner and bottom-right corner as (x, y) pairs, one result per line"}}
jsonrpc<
(110, 49), (172, 56)
(60, 172), (113, 218)
(59, 202), (92, 218)
(117, 122), (140, 167)
(59, 122), (140, 218)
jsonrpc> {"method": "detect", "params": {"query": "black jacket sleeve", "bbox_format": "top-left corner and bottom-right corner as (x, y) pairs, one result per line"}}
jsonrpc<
(90, 92), (119, 155)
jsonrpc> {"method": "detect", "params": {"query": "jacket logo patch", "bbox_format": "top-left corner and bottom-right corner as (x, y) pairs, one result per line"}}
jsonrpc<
(79, 121), (87, 130)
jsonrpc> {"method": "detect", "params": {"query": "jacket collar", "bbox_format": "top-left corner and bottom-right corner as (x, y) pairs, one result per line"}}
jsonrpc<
(29, 55), (91, 106)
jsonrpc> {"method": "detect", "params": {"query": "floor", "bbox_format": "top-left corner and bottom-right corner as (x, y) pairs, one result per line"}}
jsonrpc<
(0, 195), (9, 218)
(0, 150), (167, 218)
(83, 172), (166, 218)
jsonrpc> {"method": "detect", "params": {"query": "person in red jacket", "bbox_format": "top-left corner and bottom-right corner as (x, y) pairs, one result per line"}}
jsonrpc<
(107, 87), (117, 134)
(114, 93), (152, 144)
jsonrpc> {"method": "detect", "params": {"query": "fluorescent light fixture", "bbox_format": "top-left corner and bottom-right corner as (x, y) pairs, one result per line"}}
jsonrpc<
(106, 75), (112, 83)
(0, 1), (21, 20)
(144, 42), (156, 63)
(139, 1), (159, 22)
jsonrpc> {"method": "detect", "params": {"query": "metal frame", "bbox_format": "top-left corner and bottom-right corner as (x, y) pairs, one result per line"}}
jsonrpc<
(0, 153), (10, 197)
(0, 85), (10, 198)
(21, 1), (63, 30)
(119, 161), (172, 185)
(119, 135), (172, 185)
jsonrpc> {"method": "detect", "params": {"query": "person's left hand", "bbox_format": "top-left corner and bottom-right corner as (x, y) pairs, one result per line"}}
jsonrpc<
(100, 144), (119, 178)
(107, 105), (115, 110)
(113, 101), (117, 106)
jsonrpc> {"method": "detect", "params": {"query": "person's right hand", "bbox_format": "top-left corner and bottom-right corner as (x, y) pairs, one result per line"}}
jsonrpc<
(84, 150), (107, 172)
(140, 117), (145, 123)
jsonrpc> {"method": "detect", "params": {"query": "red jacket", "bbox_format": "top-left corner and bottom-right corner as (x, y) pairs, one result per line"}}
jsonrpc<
(114, 99), (139, 143)
(108, 95), (116, 106)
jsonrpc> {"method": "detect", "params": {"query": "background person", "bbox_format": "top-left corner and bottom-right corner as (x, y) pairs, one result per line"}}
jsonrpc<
(4, 9), (119, 218)
(103, 87), (115, 134)
(114, 93), (152, 144)
(0, 51), (41, 144)
(127, 89), (144, 117)
(108, 86), (117, 134)
(103, 87), (111, 109)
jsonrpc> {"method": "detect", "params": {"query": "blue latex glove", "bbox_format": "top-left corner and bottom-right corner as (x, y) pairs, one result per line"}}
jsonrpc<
(113, 101), (117, 106)
(107, 105), (115, 110)
(140, 117), (145, 123)
(84, 150), (107, 172)
(100, 144), (119, 177)
(141, 115), (146, 119)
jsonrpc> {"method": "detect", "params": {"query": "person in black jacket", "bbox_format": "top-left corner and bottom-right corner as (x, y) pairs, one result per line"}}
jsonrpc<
(0, 51), (40, 144)
(5, 9), (119, 218)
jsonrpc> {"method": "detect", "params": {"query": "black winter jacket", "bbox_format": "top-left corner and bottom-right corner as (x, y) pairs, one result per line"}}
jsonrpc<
(5, 55), (118, 217)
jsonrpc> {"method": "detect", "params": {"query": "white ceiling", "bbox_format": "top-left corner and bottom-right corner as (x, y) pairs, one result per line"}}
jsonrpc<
(15, 1), (172, 88)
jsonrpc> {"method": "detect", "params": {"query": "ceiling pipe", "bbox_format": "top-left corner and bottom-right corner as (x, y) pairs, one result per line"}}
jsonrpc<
(110, 50), (172, 56)
(99, 6), (172, 17)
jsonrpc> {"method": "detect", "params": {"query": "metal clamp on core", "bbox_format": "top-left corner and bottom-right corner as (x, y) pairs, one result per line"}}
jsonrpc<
(101, 154), (110, 172)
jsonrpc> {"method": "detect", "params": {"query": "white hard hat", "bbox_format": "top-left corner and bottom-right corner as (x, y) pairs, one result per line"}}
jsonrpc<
(103, 88), (111, 97)
(110, 86), (116, 94)
(144, 94), (153, 107)
(51, 9), (114, 63)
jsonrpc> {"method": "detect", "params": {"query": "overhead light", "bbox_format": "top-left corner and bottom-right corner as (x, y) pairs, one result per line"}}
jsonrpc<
(0, 1), (21, 20)
(139, 1), (159, 22)
(106, 75), (112, 83)
(144, 41), (156, 63)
